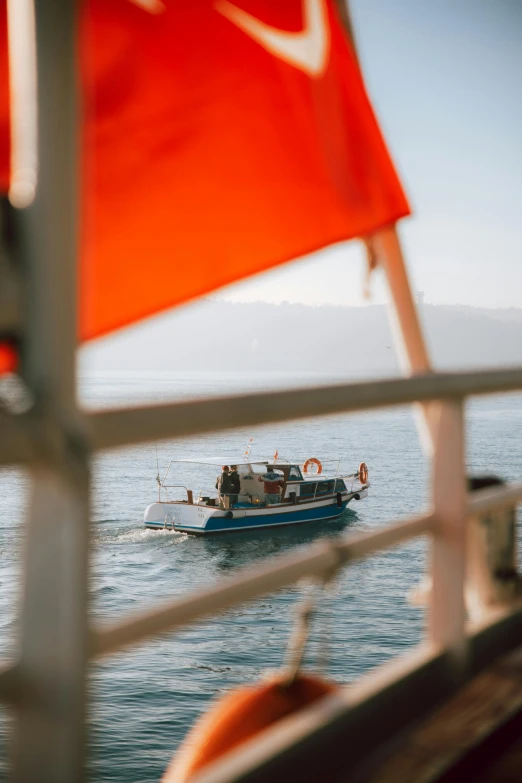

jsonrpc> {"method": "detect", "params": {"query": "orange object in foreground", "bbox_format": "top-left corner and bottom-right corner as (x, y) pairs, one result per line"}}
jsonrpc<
(0, 342), (16, 374)
(0, 0), (409, 352)
(163, 673), (338, 782)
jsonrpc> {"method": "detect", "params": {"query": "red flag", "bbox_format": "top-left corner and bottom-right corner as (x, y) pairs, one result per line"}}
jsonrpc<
(0, 0), (410, 347)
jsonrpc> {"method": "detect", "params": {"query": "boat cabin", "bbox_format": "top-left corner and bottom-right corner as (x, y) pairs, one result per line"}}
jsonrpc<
(162, 458), (353, 509)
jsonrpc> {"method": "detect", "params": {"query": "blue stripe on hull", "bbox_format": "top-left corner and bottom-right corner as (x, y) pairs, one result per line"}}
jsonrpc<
(145, 499), (351, 535)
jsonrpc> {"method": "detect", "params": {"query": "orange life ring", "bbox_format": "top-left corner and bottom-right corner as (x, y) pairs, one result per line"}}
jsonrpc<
(358, 462), (368, 485)
(163, 673), (338, 782)
(303, 457), (322, 475)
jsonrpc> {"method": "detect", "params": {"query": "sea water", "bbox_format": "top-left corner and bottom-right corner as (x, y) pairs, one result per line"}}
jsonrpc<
(0, 371), (521, 781)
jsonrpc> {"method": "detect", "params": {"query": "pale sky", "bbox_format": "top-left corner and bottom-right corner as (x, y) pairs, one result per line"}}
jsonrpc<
(218, 0), (522, 309)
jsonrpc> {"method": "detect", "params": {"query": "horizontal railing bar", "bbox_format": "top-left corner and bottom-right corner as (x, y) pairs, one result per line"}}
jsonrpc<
(91, 483), (522, 659)
(2, 367), (522, 465)
(2, 484), (521, 704)
(91, 513), (435, 657)
(86, 367), (522, 452)
(468, 481), (522, 515)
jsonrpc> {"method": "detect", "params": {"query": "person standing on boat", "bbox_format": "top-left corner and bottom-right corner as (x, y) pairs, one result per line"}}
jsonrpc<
(216, 465), (232, 509)
(258, 468), (284, 505)
(229, 465), (240, 508)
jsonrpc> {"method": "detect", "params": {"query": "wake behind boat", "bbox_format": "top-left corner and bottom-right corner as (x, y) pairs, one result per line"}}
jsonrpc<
(144, 456), (369, 535)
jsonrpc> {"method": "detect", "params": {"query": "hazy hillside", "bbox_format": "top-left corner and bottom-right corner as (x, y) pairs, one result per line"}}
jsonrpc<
(80, 301), (522, 374)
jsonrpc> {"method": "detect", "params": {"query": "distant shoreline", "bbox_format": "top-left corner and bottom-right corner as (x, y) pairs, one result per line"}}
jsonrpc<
(80, 301), (522, 374)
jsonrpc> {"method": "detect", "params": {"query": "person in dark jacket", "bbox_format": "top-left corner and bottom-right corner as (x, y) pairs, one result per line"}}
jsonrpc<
(216, 465), (232, 509)
(229, 466), (240, 508)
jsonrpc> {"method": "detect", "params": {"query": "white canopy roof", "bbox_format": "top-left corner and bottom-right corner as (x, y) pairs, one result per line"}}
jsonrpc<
(175, 457), (269, 466)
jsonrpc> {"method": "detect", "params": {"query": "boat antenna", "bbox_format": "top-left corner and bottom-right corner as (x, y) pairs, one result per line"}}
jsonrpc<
(244, 437), (253, 459)
(155, 442), (161, 500)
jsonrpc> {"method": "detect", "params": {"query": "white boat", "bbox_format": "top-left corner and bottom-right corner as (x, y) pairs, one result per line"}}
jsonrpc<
(144, 457), (369, 535)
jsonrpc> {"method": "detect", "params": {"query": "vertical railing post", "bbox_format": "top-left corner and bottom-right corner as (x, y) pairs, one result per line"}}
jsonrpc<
(429, 400), (467, 666)
(7, 1), (89, 781)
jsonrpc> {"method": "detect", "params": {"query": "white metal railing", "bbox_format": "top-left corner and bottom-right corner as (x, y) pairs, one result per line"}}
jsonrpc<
(158, 483), (189, 503)
(4, 366), (522, 466)
(13, 476), (522, 661)
(2, 378), (522, 775)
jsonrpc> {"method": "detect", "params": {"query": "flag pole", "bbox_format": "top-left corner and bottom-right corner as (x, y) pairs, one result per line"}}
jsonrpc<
(334, 0), (437, 453)
(371, 227), (438, 453)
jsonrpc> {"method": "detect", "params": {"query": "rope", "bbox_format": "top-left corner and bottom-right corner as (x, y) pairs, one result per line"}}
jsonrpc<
(283, 591), (317, 685)
(282, 547), (345, 685)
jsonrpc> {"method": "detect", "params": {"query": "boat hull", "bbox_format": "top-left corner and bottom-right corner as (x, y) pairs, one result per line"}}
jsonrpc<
(144, 490), (368, 535)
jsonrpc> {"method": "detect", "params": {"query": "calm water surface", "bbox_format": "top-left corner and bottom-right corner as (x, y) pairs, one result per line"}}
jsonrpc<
(1, 371), (521, 781)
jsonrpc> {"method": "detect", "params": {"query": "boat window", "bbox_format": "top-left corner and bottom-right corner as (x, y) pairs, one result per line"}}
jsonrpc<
(299, 482), (317, 497)
(316, 480), (334, 494)
(335, 479), (347, 492)
(288, 465), (303, 480)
